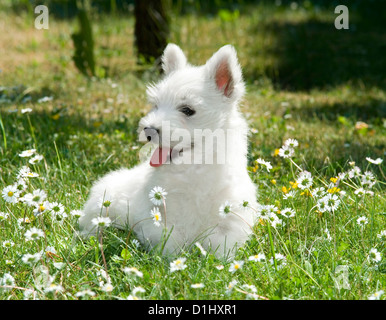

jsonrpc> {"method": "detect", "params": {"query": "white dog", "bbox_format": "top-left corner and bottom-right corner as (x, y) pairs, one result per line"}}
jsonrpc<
(78, 44), (258, 259)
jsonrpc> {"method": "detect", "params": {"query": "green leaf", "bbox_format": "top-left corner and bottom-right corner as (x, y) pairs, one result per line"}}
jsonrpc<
(121, 248), (131, 260)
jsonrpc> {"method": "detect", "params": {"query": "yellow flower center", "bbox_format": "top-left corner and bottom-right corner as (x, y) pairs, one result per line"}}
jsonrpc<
(8, 191), (14, 197)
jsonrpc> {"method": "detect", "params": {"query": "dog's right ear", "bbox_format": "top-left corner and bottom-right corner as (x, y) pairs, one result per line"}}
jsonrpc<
(161, 44), (187, 75)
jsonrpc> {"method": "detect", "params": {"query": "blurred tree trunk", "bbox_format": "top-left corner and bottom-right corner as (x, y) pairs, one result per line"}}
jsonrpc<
(134, 0), (171, 67)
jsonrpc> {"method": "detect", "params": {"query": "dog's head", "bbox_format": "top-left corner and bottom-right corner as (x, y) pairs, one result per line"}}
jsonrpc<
(138, 44), (246, 167)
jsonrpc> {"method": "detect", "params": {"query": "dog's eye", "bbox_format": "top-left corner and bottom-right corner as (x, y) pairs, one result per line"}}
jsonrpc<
(180, 106), (196, 117)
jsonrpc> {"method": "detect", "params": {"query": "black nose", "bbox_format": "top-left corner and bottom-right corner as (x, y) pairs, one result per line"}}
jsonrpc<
(144, 127), (160, 142)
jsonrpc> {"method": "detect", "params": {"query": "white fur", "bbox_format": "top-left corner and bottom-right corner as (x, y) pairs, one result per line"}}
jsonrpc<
(79, 44), (258, 259)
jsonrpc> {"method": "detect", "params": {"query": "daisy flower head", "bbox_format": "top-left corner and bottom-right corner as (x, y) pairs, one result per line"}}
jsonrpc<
(194, 242), (207, 256)
(361, 171), (376, 188)
(22, 252), (42, 265)
(248, 253), (266, 262)
(226, 280), (238, 294)
(123, 267), (143, 278)
(348, 166), (361, 179)
(280, 208), (296, 218)
(24, 227), (45, 241)
(29, 154), (44, 165)
(97, 194), (114, 209)
(0, 273), (16, 290)
(0, 212), (9, 221)
(324, 194), (341, 212)
(150, 207), (162, 227)
(149, 186), (167, 206)
(229, 260), (244, 273)
(377, 230), (386, 241)
(368, 248), (382, 263)
(219, 201), (232, 218)
(278, 145), (294, 158)
(21, 108), (33, 114)
(191, 283), (205, 289)
(311, 187), (326, 199)
(296, 171), (313, 190)
(255, 158), (273, 172)
(284, 138), (299, 148)
(91, 216), (112, 228)
(100, 282), (114, 293)
(2, 240), (15, 248)
(283, 190), (296, 200)
(22, 189), (47, 207)
(356, 216), (368, 228)
(269, 253), (287, 269)
(2, 185), (19, 203)
(368, 290), (384, 300)
(19, 149), (36, 158)
(50, 202), (67, 222)
(366, 157), (383, 165)
(14, 178), (27, 193)
(70, 209), (84, 219)
(32, 201), (51, 216)
(75, 289), (96, 299)
(170, 257), (187, 272)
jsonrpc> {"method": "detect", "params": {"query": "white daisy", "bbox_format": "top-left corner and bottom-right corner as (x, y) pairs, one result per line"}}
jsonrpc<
(194, 242), (207, 256)
(296, 171), (313, 190)
(91, 216), (112, 228)
(29, 154), (44, 165)
(323, 194), (341, 212)
(0, 273), (15, 290)
(170, 257), (187, 272)
(219, 201), (232, 218)
(22, 189), (47, 207)
(32, 201), (51, 216)
(123, 267), (143, 278)
(97, 194), (114, 209)
(191, 283), (205, 289)
(348, 166), (361, 179)
(24, 227), (45, 241)
(356, 216), (368, 228)
(148, 186), (167, 206)
(2, 185), (19, 203)
(70, 209), (84, 219)
(75, 289), (96, 298)
(21, 252), (42, 265)
(377, 230), (386, 240)
(368, 290), (384, 300)
(280, 208), (296, 218)
(283, 190), (296, 200)
(278, 145), (294, 158)
(150, 207), (162, 227)
(19, 149), (36, 158)
(366, 157), (383, 165)
(256, 158), (273, 172)
(368, 248), (382, 263)
(229, 260), (244, 273)
(311, 187), (326, 199)
(50, 202), (67, 222)
(284, 138), (299, 148)
(248, 253), (266, 262)
(21, 108), (33, 114)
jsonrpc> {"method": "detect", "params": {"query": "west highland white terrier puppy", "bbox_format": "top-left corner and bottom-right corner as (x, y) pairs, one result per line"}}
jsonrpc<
(79, 44), (258, 259)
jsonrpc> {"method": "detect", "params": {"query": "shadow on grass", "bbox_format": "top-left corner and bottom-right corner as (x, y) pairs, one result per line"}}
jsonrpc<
(247, 1), (386, 91)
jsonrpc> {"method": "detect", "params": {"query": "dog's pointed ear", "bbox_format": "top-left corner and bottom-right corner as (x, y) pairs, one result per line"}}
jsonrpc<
(206, 45), (244, 99)
(161, 44), (187, 75)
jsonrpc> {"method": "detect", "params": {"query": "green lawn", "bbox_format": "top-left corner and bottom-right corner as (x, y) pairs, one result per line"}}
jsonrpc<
(0, 1), (385, 300)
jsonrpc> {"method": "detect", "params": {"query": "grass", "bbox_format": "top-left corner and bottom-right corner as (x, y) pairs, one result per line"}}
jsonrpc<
(0, 1), (385, 300)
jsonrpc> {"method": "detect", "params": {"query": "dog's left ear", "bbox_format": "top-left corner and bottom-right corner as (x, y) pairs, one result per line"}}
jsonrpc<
(206, 45), (244, 99)
(161, 44), (188, 75)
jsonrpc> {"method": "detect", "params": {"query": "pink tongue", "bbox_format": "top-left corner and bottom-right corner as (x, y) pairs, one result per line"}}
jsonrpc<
(150, 147), (170, 167)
